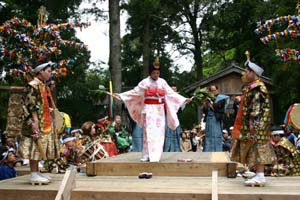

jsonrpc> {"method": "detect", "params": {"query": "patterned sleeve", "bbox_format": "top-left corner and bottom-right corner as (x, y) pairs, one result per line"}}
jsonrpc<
(249, 89), (264, 127)
(24, 85), (39, 113)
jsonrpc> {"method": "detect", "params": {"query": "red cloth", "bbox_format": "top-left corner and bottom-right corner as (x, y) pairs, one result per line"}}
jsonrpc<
(144, 99), (165, 104)
(101, 141), (118, 157)
(40, 83), (53, 135)
(232, 95), (245, 139)
(144, 88), (165, 97)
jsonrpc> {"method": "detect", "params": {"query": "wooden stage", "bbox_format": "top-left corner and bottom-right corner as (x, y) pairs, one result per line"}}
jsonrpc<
(86, 152), (237, 177)
(0, 152), (300, 200)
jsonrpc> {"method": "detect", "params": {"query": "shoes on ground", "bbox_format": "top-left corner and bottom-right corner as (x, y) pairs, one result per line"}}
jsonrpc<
(244, 175), (266, 187)
(38, 172), (52, 181)
(138, 172), (153, 179)
(242, 170), (256, 178)
(30, 172), (50, 185)
(140, 157), (150, 162)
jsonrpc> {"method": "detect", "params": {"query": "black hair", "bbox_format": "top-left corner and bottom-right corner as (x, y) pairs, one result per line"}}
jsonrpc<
(148, 62), (160, 75)
(245, 65), (254, 73)
(209, 85), (218, 91)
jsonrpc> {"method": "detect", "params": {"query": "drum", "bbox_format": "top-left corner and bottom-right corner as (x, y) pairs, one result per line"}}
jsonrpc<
(290, 104), (300, 130)
(81, 140), (108, 162)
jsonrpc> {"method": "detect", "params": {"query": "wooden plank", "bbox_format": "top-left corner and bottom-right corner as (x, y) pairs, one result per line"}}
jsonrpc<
(15, 166), (31, 176)
(210, 152), (230, 162)
(0, 174), (63, 200)
(212, 170), (218, 200)
(226, 162), (237, 178)
(72, 191), (211, 200)
(55, 170), (76, 200)
(72, 175), (300, 200)
(2, 172), (300, 200)
(95, 152), (213, 162)
(87, 162), (228, 177)
(86, 152), (233, 177)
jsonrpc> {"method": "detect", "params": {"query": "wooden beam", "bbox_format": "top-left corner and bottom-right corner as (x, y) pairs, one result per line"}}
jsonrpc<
(212, 170), (218, 200)
(55, 169), (76, 200)
(0, 85), (24, 92)
(227, 162), (237, 178)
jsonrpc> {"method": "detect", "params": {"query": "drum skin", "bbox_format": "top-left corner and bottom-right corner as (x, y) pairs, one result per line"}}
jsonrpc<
(290, 104), (300, 130)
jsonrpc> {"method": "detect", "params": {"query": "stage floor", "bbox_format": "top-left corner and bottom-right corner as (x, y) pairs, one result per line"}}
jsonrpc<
(1, 152), (300, 200)
(86, 152), (237, 177)
(1, 173), (300, 200)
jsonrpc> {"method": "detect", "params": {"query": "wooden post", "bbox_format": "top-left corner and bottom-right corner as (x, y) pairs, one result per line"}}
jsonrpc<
(212, 170), (218, 200)
(55, 169), (76, 200)
(0, 86), (25, 138)
(227, 162), (237, 178)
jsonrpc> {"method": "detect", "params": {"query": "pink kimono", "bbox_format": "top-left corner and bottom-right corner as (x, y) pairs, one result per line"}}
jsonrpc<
(120, 77), (186, 162)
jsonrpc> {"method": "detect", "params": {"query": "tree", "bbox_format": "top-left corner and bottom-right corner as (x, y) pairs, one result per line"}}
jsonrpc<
(160, 0), (222, 80)
(208, 0), (300, 124)
(123, 0), (182, 83)
(0, 1), (98, 129)
(125, 0), (162, 78)
(109, 0), (122, 115)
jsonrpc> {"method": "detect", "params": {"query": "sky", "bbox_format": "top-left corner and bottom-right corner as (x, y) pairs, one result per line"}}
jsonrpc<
(75, 1), (193, 72)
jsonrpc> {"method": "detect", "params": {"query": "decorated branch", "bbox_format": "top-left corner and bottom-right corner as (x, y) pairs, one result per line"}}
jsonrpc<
(88, 85), (108, 105)
(0, 6), (90, 83)
(254, 1), (300, 63)
(276, 48), (300, 63)
(255, 15), (299, 44)
(192, 87), (216, 107)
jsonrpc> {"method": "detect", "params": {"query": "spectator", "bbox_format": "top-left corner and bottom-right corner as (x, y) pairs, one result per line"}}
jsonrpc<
(180, 131), (192, 152)
(222, 129), (232, 152)
(163, 86), (182, 152)
(0, 148), (17, 180)
(108, 115), (131, 154)
(203, 85), (229, 152)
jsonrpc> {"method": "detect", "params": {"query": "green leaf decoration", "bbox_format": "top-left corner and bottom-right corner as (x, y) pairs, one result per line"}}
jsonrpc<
(192, 87), (216, 106)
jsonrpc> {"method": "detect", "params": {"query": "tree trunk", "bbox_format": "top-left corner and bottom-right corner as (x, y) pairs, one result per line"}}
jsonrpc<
(109, 0), (122, 116)
(142, 16), (151, 78)
(194, 39), (203, 80)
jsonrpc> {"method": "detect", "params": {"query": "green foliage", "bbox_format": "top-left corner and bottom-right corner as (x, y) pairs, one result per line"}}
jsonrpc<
(0, 0), (97, 129)
(192, 87), (216, 107)
(205, 0), (300, 124)
(0, 86), (9, 132)
(178, 104), (198, 130)
(122, 0), (180, 85)
(88, 85), (108, 105)
(56, 65), (110, 127)
(272, 61), (300, 124)
(0, 0), (82, 21)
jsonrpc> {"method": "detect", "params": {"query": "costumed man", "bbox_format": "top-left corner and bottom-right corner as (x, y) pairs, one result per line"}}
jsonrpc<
(230, 59), (276, 187)
(108, 115), (131, 153)
(203, 85), (229, 152)
(270, 129), (300, 176)
(113, 58), (191, 162)
(19, 62), (59, 185)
